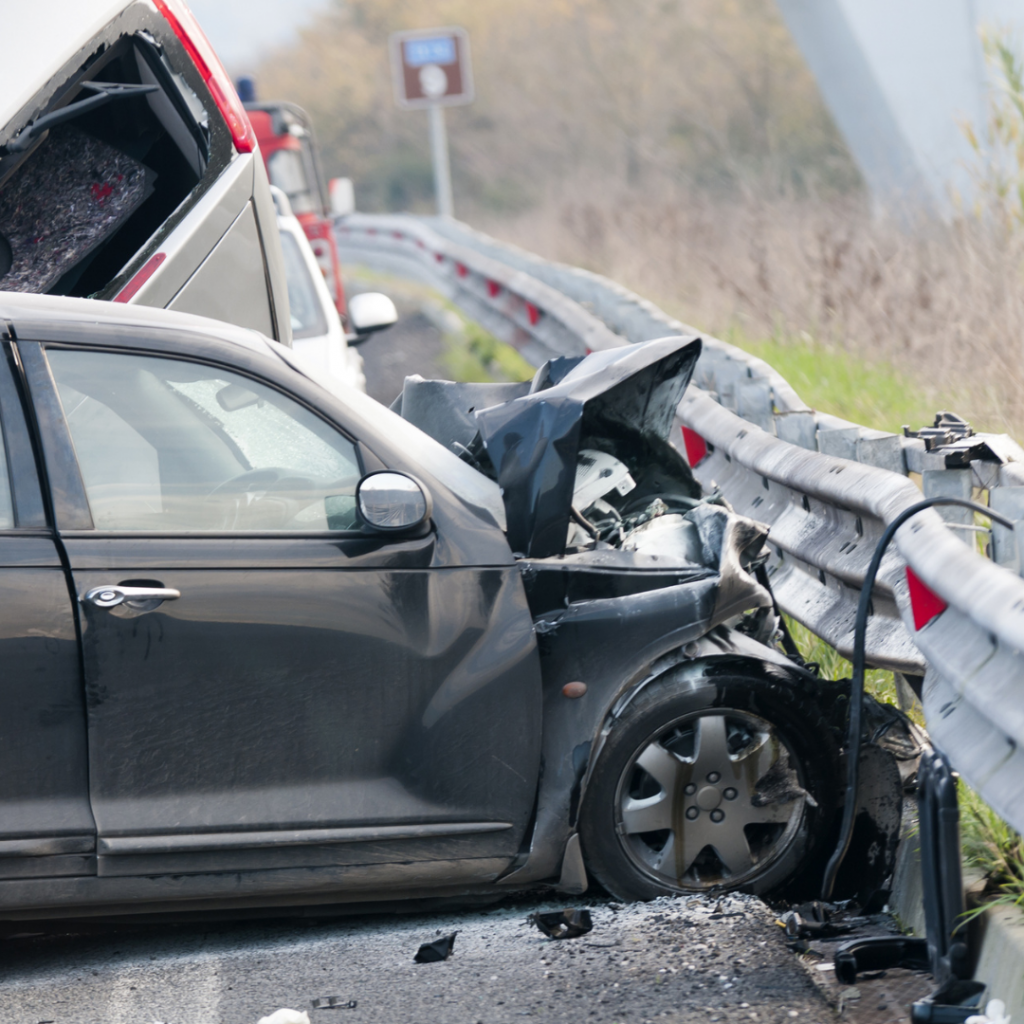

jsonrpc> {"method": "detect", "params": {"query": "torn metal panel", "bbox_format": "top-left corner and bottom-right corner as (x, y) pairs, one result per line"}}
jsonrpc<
(473, 336), (703, 557)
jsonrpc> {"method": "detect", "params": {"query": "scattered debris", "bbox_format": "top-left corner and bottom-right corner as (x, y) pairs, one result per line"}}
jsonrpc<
(414, 931), (458, 963)
(779, 902), (853, 940)
(311, 996), (358, 1010)
(528, 908), (594, 939)
(257, 1011), (311, 1024)
(966, 1000), (1011, 1024)
(837, 986), (862, 1015)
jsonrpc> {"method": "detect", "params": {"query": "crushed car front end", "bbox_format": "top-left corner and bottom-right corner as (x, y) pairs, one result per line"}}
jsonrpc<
(394, 335), (918, 903)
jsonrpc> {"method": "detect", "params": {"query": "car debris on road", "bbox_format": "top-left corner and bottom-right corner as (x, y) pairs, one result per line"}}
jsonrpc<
(310, 996), (358, 1010)
(414, 931), (459, 963)
(528, 908), (594, 939)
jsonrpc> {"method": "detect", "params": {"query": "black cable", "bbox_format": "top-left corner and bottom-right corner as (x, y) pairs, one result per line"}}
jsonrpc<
(820, 496), (1014, 901)
(6, 82), (160, 153)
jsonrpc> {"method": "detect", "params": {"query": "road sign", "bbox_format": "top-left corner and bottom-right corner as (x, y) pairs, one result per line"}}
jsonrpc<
(390, 27), (474, 110)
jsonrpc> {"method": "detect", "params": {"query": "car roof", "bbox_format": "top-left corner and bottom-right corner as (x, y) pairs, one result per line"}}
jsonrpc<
(1, 1), (130, 143)
(0, 291), (277, 358)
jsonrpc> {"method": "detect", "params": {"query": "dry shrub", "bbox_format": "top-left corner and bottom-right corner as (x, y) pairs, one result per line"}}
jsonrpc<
(256, 0), (856, 212)
(474, 183), (1024, 436)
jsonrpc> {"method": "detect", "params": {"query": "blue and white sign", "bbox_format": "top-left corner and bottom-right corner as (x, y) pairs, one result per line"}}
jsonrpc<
(390, 27), (474, 109)
(404, 36), (456, 68)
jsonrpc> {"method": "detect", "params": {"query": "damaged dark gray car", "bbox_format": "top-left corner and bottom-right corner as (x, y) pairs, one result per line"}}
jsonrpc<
(0, 294), (913, 922)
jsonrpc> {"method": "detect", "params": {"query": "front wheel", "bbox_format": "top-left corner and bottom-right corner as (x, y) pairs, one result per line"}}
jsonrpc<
(578, 666), (841, 900)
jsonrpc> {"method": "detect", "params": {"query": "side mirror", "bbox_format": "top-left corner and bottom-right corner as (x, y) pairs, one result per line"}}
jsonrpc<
(347, 292), (398, 345)
(329, 177), (355, 217)
(357, 472), (432, 532)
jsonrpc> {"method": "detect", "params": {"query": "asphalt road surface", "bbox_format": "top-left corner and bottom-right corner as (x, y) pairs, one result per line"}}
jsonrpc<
(0, 893), (836, 1024)
(358, 306), (451, 407)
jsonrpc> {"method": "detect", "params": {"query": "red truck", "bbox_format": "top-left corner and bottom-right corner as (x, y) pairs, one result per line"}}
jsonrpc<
(241, 91), (350, 323)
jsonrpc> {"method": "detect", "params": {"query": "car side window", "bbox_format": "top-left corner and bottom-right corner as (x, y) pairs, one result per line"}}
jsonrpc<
(46, 349), (361, 533)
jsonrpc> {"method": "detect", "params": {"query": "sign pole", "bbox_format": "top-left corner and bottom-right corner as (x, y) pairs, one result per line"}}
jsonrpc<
(390, 27), (473, 219)
(428, 104), (454, 218)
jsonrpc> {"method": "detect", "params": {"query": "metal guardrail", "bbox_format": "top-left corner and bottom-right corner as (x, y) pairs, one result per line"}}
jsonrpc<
(336, 212), (1024, 835)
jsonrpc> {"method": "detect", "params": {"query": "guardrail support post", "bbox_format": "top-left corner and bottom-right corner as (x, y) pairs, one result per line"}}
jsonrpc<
(923, 469), (974, 541)
(990, 486), (1024, 574)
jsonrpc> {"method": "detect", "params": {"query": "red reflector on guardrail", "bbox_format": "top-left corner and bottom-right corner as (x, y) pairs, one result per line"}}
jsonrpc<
(906, 566), (948, 630)
(526, 302), (540, 325)
(681, 426), (708, 467)
(456, 263), (468, 277)
(487, 280), (500, 297)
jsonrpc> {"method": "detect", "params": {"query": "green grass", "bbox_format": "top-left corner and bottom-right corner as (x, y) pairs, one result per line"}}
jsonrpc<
(721, 327), (937, 436)
(960, 785), (1024, 911)
(440, 314), (536, 384)
(783, 615), (904, 711)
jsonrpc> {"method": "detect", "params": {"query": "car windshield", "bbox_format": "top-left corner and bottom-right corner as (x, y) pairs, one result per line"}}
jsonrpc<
(275, 346), (507, 531)
(279, 229), (328, 339)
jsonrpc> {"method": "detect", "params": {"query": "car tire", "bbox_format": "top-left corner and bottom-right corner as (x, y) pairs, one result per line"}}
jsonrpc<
(578, 663), (841, 901)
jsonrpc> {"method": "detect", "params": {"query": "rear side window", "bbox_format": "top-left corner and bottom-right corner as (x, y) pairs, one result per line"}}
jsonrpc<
(279, 230), (329, 339)
(47, 349), (361, 533)
(0, 19), (228, 302)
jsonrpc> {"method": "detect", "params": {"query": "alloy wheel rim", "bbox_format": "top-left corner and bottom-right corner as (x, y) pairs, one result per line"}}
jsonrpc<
(613, 709), (807, 891)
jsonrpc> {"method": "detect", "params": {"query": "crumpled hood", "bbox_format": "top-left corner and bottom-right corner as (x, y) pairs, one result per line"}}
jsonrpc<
(475, 335), (702, 557)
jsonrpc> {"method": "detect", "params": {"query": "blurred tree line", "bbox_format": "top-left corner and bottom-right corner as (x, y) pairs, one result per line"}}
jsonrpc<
(255, 0), (861, 214)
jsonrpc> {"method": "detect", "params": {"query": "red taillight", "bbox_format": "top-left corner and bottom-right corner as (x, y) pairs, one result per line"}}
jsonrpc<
(153, 0), (256, 154)
(681, 426), (708, 467)
(309, 237), (335, 283)
(906, 566), (948, 630)
(114, 252), (166, 302)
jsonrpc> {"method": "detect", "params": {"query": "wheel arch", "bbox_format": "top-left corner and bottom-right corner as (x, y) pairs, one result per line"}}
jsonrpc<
(497, 619), (829, 889)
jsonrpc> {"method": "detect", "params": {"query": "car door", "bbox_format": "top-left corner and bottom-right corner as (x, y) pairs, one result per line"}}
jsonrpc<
(0, 341), (95, 882)
(16, 336), (541, 892)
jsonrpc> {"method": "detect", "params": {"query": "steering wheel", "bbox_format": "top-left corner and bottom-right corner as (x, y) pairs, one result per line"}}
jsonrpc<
(205, 467), (297, 498)
(205, 468), (360, 530)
